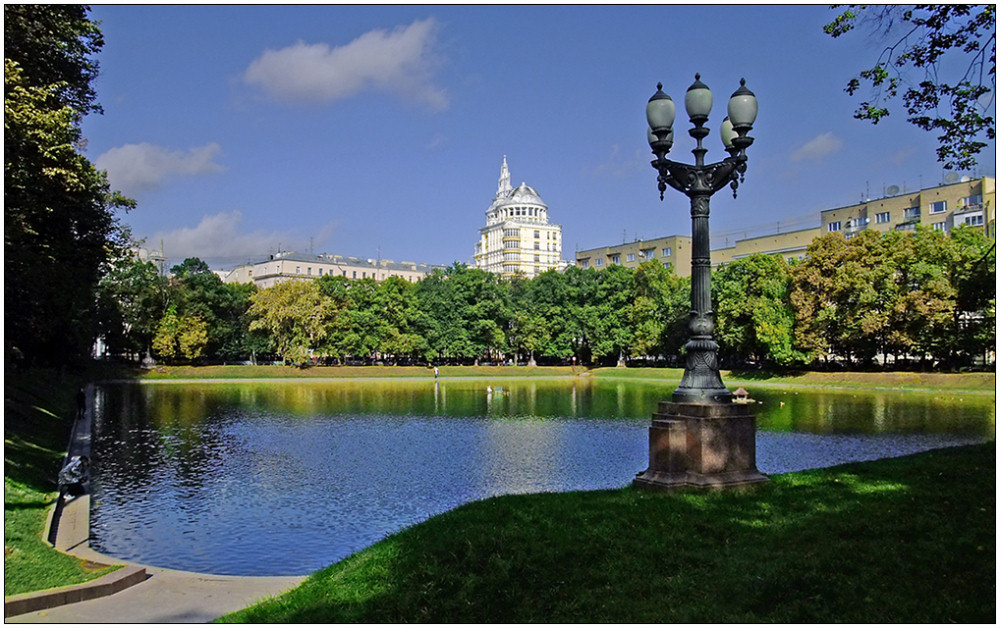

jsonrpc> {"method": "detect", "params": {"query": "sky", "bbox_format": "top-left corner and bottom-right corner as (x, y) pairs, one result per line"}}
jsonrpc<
(81, 4), (997, 271)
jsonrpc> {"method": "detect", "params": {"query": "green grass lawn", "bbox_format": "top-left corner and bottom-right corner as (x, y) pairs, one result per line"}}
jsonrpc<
(4, 371), (120, 596)
(591, 366), (996, 394)
(219, 444), (995, 623)
(136, 364), (582, 380)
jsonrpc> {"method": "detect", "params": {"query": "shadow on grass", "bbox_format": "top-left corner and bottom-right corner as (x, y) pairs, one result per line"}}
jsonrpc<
(221, 444), (995, 623)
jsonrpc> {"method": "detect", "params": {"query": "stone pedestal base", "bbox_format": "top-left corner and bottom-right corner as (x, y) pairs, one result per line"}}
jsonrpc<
(633, 401), (768, 492)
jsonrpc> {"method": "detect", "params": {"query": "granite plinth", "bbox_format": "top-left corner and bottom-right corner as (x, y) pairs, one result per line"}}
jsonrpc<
(633, 401), (769, 492)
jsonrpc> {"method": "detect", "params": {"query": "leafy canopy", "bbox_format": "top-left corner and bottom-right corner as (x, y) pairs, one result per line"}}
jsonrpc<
(825, 5), (996, 170)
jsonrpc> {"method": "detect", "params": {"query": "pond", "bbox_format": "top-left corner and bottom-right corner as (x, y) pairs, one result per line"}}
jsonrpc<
(89, 378), (994, 576)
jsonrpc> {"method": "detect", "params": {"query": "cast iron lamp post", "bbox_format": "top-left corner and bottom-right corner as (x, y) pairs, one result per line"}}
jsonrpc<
(634, 74), (767, 491)
(646, 74), (757, 403)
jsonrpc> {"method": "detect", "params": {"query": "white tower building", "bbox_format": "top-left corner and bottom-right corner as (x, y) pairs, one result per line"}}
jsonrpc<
(474, 157), (563, 278)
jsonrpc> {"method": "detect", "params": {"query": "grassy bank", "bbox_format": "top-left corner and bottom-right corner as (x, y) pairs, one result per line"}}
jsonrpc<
(4, 371), (120, 596)
(129, 363), (995, 395)
(590, 366), (996, 394)
(137, 364), (581, 380)
(219, 444), (995, 623)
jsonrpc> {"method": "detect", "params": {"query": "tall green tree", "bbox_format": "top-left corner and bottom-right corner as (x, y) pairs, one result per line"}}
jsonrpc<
(5, 6), (133, 366)
(713, 255), (805, 367)
(632, 260), (689, 362)
(590, 264), (635, 366)
(95, 257), (168, 359)
(825, 5), (996, 170)
(248, 280), (333, 365)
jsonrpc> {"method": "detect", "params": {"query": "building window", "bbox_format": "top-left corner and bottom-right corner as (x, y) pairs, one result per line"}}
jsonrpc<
(662, 247), (672, 257)
(932, 221), (947, 231)
(963, 214), (984, 226)
(534, 242), (540, 250)
(626, 253), (636, 262)
(828, 221), (841, 232)
(581, 260), (589, 268)
(875, 212), (890, 223)
(352, 271), (357, 279)
(342, 271), (347, 277)
(610, 255), (620, 264)
(663, 262), (672, 270)
(296, 266), (301, 274)
(248, 270), (253, 277)
(534, 230), (540, 238)
(308, 267), (312, 275)
(595, 259), (603, 267)
(961, 194), (983, 208)
(903, 207), (920, 220)
(930, 200), (947, 213)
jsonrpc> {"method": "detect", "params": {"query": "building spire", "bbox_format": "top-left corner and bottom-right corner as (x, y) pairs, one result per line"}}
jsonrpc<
(497, 155), (511, 198)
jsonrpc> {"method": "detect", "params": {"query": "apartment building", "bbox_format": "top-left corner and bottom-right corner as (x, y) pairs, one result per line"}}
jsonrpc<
(575, 235), (693, 276)
(224, 251), (436, 289)
(577, 176), (994, 274)
(821, 176), (995, 238)
(712, 227), (822, 266)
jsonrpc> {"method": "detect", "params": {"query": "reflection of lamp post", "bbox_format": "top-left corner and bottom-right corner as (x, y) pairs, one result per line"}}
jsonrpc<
(634, 74), (768, 492)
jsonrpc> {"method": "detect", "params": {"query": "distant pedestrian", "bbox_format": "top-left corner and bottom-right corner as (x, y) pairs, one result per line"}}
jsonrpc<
(434, 366), (439, 378)
(76, 388), (86, 418)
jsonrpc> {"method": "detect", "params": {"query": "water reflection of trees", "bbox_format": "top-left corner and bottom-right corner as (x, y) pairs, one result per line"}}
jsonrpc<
(93, 382), (993, 498)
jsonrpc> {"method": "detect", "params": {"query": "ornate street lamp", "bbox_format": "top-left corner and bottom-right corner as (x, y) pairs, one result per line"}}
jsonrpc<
(634, 74), (768, 491)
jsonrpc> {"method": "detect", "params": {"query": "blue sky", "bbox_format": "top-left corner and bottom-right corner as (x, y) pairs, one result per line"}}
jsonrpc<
(82, 4), (996, 270)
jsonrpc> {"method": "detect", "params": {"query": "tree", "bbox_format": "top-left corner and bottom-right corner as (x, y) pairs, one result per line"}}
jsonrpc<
(248, 280), (333, 365)
(632, 261), (689, 362)
(825, 5), (996, 170)
(590, 264), (635, 366)
(5, 6), (133, 367)
(169, 261), (256, 361)
(152, 305), (208, 362)
(4, 5), (104, 114)
(95, 257), (168, 359)
(713, 255), (805, 367)
(171, 257), (212, 277)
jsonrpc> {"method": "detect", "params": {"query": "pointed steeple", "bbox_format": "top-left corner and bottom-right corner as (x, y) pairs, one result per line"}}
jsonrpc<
(497, 155), (512, 198)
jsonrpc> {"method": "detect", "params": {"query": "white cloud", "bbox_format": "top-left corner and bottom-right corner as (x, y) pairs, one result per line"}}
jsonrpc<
(589, 144), (645, 177)
(96, 142), (224, 195)
(790, 132), (843, 163)
(148, 211), (337, 264)
(243, 18), (447, 110)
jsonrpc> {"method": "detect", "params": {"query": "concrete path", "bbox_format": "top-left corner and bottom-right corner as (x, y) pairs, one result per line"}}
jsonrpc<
(7, 567), (304, 623)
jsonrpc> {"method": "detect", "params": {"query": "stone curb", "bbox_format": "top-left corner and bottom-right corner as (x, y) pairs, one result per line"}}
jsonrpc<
(4, 565), (148, 618)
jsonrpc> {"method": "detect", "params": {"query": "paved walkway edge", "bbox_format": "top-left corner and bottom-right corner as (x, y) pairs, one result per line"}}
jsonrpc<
(4, 565), (148, 618)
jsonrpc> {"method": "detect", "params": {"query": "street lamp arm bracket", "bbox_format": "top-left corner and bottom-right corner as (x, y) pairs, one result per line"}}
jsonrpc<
(652, 155), (745, 201)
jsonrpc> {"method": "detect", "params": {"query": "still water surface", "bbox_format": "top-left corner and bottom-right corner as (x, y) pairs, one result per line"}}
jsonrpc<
(89, 378), (993, 576)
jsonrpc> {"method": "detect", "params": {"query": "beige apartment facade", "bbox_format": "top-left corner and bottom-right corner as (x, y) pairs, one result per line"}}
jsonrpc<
(575, 235), (693, 276)
(474, 157), (565, 279)
(820, 176), (995, 239)
(712, 227), (822, 266)
(224, 251), (436, 289)
(577, 177), (995, 273)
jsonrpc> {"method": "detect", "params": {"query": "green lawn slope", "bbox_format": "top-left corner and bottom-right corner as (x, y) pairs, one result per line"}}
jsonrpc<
(219, 443), (995, 623)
